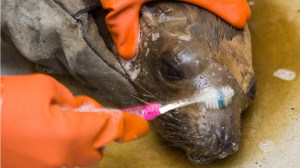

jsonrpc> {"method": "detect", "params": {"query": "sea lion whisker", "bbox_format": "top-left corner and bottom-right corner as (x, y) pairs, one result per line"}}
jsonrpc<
(162, 121), (181, 127)
(141, 93), (158, 99)
(130, 80), (158, 99)
(158, 115), (182, 124)
(129, 94), (150, 104)
(161, 137), (193, 147)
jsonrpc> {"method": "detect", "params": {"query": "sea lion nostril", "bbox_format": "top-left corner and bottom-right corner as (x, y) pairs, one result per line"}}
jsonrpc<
(231, 142), (239, 152)
(215, 128), (225, 143)
(225, 142), (238, 152)
(224, 134), (231, 141)
(218, 142), (239, 159)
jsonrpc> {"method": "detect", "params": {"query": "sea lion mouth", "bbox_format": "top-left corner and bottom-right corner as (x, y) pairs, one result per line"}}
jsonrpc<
(154, 103), (242, 164)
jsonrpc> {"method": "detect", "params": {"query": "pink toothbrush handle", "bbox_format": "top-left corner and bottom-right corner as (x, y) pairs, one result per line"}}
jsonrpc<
(121, 102), (161, 120)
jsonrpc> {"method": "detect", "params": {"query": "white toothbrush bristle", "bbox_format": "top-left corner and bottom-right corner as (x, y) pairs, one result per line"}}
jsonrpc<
(202, 86), (235, 109)
(159, 86), (235, 114)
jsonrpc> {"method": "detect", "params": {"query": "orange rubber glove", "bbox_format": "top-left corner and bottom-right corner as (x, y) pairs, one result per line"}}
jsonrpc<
(1, 74), (149, 168)
(100, 0), (251, 60)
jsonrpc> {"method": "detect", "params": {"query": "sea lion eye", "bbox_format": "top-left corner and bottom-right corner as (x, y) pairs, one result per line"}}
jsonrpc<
(160, 60), (184, 81)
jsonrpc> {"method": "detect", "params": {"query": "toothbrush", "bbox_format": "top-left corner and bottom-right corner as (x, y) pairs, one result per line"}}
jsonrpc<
(121, 86), (235, 120)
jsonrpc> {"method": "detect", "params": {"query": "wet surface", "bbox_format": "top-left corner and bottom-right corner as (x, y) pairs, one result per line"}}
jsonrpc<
(97, 1), (300, 168)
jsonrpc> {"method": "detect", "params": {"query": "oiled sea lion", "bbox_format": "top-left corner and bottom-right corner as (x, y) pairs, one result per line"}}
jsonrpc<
(96, 2), (256, 163)
(1, 0), (256, 164)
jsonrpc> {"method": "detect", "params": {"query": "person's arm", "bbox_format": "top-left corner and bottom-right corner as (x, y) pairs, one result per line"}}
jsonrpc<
(1, 74), (149, 168)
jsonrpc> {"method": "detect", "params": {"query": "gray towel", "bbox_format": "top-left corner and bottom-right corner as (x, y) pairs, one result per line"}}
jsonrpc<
(1, 0), (138, 107)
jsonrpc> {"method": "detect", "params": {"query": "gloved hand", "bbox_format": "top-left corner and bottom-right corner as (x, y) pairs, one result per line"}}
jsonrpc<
(100, 0), (251, 60)
(1, 74), (149, 168)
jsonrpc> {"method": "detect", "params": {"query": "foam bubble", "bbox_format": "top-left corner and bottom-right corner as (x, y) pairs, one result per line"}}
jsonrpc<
(273, 69), (296, 81)
(259, 140), (274, 153)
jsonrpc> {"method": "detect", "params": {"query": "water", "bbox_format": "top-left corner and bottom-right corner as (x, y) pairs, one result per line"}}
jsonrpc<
(98, 1), (300, 167)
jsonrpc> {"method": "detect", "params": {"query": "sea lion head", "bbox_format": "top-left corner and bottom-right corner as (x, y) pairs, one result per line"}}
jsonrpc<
(97, 2), (256, 164)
